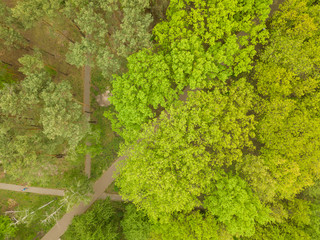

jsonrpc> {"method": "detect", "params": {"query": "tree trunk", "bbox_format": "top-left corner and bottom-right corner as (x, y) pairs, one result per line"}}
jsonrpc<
(0, 60), (13, 66)
(70, 19), (85, 37)
(44, 64), (68, 76)
(42, 20), (75, 43)
(72, 97), (85, 106)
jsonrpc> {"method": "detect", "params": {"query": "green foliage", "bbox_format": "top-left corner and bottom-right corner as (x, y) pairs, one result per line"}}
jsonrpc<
(0, 64), (15, 89)
(0, 53), (89, 181)
(76, 128), (103, 158)
(0, 1), (28, 48)
(62, 175), (93, 211)
(204, 174), (272, 237)
(255, 0), (320, 98)
(166, 36), (229, 89)
(301, 181), (320, 239)
(251, 222), (311, 240)
(0, 215), (17, 239)
(63, 0), (153, 80)
(106, 48), (178, 142)
(256, 98), (320, 200)
(154, 0), (271, 45)
(152, 211), (221, 240)
(248, 199), (313, 240)
(63, 198), (120, 240)
(112, 0), (152, 58)
(252, 0), (320, 203)
(66, 38), (96, 67)
(12, 0), (63, 29)
(153, 0), (272, 76)
(40, 80), (89, 149)
(303, 180), (320, 204)
(107, 35), (252, 141)
(121, 204), (152, 240)
(115, 79), (255, 220)
(305, 203), (320, 239)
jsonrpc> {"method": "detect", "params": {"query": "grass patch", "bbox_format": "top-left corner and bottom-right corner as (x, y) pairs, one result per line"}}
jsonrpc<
(0, 153), (86, 189)
(0, 190), (65, 240)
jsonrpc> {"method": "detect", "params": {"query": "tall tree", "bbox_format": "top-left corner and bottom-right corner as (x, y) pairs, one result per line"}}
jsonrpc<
(115, 79), (255, 220)
(153, 0), (272, 76)
(247, 0), (320, 203)
(107, 36), (236, 141)
(203, 174), (272, 237)
(121, 204), (153, 240)
(0, 52), (89, 181)
(0, 1), (28, 49)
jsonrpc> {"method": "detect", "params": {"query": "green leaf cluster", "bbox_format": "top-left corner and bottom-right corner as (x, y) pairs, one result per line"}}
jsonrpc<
(115, 79), (255, 219)
(0, 52), (89, 181)
(0, 215), (17, 239)
(63, 199), (120, 240)
(250, 0), (320, 203)
(204, 175), (272, 237)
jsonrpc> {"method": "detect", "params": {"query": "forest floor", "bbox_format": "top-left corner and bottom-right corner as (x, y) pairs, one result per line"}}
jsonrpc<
(0, 190), (64, 240)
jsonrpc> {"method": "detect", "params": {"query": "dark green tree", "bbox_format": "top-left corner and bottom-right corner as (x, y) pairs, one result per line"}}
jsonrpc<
(63, 198), (120, 240)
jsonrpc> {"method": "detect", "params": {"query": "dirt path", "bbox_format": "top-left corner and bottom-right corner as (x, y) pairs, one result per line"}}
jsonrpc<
(41, 156), (126, 240)
(0, 183), (64, 196)
(83, 65), (91, 178)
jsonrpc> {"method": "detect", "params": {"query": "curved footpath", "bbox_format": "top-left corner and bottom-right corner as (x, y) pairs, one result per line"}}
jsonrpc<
(41, 156), (126, 240)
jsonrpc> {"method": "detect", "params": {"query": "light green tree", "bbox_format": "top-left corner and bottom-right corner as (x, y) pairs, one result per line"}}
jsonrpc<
(251, 0), (320, 202)
(152, 211), (221, 240)
(115, 79), (255, 220)
(203, 174), (272, 237)
(153, 0), (272, 76)
(107, 36), (239, 142)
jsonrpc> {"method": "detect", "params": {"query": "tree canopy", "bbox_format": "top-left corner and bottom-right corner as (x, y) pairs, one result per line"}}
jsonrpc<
(115, 79), (256, 219)
(112, 0), (320, 238)
(0, 52), (89, 181)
